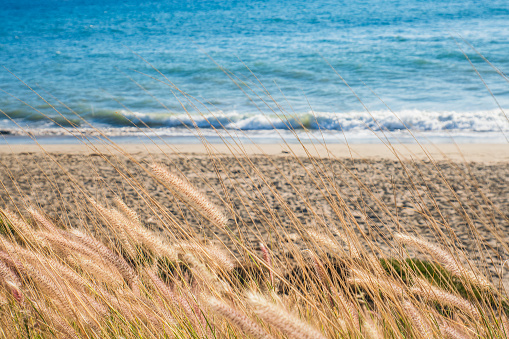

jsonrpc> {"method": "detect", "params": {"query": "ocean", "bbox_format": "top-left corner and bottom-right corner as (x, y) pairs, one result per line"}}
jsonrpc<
(1, 0), (508, 143)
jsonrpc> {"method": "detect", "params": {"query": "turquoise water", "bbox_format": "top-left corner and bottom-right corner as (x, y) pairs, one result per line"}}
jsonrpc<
(0, 0), (508, 140)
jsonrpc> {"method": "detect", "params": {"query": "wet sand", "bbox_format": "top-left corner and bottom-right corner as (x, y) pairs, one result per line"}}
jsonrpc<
(0, 143), (508, 288)
(1, 143), (508, 162)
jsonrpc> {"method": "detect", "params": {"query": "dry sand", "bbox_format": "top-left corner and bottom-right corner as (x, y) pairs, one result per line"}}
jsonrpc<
(0, 142), (508, 286)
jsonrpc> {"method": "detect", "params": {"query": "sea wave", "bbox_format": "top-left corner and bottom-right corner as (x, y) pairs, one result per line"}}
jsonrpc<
(2, 109), (508, 134)
(94, 109), (509, 132)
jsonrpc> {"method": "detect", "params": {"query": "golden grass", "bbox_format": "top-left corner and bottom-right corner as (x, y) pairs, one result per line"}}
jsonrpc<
(0, 155), (506, 338)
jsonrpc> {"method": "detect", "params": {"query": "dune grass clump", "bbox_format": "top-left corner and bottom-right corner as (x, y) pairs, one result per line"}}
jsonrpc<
(0, 155), (506, 339)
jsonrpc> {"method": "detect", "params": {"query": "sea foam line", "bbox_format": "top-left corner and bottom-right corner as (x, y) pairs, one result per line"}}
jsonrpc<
(1, 109), (508, 135)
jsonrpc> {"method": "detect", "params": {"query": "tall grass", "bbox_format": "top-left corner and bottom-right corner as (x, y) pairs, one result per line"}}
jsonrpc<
(0, 49), (508, 338)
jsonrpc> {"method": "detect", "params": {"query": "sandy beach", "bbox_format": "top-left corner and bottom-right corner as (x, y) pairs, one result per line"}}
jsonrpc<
(0, 142), (507, 286)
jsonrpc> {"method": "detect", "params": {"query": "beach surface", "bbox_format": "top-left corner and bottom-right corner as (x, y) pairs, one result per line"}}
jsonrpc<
(1, 142), (508, 162)
(0, 142), (508, 287)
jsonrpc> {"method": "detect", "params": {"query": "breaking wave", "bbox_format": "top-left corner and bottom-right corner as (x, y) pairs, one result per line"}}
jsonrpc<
(91, 109), (509, 132)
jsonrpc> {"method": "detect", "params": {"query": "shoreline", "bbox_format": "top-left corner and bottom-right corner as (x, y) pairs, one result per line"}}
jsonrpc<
(0, 142), (507, 163)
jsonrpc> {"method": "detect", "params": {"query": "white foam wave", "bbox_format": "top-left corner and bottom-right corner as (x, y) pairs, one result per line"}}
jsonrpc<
(2, 110), (508, 138)
(126, 109), (509, 132)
